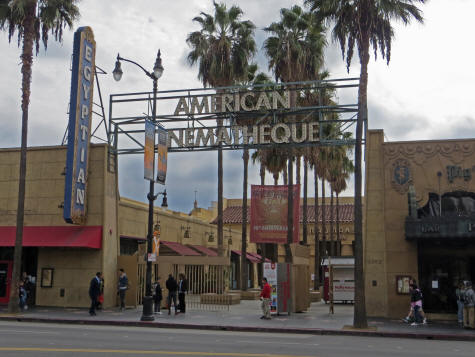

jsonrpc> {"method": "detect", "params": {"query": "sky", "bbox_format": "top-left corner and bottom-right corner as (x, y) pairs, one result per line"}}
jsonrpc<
(1, 0), (474, 214)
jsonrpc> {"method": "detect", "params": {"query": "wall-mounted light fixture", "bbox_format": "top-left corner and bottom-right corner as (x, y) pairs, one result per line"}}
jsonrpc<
(181, 225), (191, 238)
(208, 232), (215, 242)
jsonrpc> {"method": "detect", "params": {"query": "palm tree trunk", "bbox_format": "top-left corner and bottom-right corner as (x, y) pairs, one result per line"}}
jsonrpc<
(8, 1), (36, 313)
(240, 149), (249, 290)
(313, 167), (320, 290)
(259, 164), (266, 266)
(302, 158), (308, 244)
(260, 163), (265, 185)
(217, 120), (224, 257)
(330, 188), (334, 256)
(353, 33), (370, 329)
(336, 192), (341, 256)
(296, 156), (301, 185)
(283, 168), (288, 185)
(273, 173), (279, 185)
(285, 158), (293, 263)
(321, 178), (326, 257)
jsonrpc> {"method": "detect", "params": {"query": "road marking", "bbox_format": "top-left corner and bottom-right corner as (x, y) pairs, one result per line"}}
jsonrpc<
(0, 347), (316, 356)
(0, 329), (58, 335)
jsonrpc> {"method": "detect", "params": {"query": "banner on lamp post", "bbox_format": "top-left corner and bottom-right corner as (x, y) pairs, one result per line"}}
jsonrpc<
(250, 184), (300, 244)
(156, 125), (168, 185)
(144, 119), (155, 181)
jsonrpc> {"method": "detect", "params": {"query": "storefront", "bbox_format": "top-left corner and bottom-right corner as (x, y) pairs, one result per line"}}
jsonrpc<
(364, 129), (475, 318)
(0, 144), (242, 308)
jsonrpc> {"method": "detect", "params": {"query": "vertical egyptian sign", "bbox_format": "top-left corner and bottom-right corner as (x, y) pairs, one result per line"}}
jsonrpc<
(250, 185), (300, 243)
(144, 120), (155, 181)
(156, 126), (168, 185)
(64, 27), (96, 224)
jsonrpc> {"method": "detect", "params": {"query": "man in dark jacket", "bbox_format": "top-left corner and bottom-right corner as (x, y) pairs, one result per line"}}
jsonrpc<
(153, 277), (163, 314)
(178, 274), (188, 313)
(166, 274), (178, 315)
(118, 269), (128, 311)
(89, 272), (102, 316)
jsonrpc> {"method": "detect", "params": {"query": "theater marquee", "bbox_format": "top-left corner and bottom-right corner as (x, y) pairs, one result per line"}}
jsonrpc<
(64, 27), (96, 224)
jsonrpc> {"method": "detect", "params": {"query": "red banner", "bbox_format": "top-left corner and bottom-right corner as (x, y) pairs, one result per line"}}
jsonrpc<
(250, 185), (300, 244)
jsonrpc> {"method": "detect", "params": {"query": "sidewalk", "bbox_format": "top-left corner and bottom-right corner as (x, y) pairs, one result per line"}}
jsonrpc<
(1, 301), (474, 341)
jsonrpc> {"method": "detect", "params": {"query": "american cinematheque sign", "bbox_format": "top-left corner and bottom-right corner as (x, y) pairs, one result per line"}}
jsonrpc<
(167, 90), (319, 150)
(108, 78), (359, 155)
(64, 27), (96, 224)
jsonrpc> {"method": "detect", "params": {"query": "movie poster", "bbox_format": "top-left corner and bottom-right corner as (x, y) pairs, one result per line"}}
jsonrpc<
(250, 185), (300, 243)
(263, 262), (278, 314)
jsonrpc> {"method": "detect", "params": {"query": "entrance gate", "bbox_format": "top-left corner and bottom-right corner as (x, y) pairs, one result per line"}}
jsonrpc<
(107, 79), (361, 309)
(173, 264), (231, 311)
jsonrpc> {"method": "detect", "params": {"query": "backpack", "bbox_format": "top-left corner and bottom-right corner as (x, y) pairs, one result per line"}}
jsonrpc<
(413, 288), (422, 302)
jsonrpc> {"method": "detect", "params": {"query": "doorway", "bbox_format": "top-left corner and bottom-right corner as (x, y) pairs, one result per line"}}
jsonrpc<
(418, 241), (475, 313)
(0, 261), (12, 304)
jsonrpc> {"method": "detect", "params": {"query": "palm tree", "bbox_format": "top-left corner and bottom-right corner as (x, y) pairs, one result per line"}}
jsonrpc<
(327, 134), (354, 256)
(187, 1), (256, 259)
(332, 155), (354, 255)
(236, 64), (270, 290)
(305, 0), (425, 328)
(1, 0), (80, 313)
(264, 5), (326, 263)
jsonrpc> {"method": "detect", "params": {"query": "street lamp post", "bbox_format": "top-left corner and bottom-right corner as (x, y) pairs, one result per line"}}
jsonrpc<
(113, 50), (164, 321)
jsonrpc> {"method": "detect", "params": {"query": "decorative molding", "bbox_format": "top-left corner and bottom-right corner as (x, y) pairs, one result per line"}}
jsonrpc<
(384, 142), (475, 166)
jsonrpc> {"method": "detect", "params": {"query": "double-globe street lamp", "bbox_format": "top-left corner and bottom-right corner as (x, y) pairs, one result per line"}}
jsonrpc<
(113, 50), (165, 321)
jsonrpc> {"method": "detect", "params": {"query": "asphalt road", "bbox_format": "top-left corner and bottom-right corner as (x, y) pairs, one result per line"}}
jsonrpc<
(0, 321), (473, 357)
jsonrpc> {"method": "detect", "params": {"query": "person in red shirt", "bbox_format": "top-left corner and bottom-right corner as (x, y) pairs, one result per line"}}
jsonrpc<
(260, 277), (272, 320)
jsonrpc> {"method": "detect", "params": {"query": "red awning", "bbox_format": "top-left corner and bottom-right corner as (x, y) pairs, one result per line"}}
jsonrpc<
(189, 245), (218, 257)
(0, 226), (102, 249)
(161, 241), (201, 256)
(247, 252), (271, 263)
(231, 250), (261, 263)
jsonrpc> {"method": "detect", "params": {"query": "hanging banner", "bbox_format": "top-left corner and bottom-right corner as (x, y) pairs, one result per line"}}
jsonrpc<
(250, 184), (300, 243)
(156, 125), (168, 185)
(144, 119), (155, 181)
(64, 27), (96, 224)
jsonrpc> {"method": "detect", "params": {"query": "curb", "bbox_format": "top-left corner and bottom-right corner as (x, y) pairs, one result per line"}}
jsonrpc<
(1, 316), (474, 342)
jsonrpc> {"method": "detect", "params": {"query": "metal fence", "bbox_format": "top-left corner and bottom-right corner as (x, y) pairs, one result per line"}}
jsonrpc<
(173, 264), (231, 311)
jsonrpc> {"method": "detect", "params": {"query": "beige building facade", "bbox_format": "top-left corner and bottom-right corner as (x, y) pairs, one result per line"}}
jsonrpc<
(365, 130), (475, 318)
(0, 144), (243, 308)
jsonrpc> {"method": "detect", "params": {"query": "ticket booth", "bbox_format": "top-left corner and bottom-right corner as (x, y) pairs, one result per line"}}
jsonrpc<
(322, 257), (354, 303)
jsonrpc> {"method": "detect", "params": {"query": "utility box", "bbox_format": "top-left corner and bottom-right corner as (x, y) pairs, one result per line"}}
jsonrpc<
(322, 257), (354, 303)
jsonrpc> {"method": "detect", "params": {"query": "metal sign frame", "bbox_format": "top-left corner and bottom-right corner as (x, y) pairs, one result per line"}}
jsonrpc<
(107, 78), (362, 156)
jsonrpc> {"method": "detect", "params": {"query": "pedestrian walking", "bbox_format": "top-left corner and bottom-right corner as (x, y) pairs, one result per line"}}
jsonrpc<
(166, 274), (178, 315)
(18, 281), (27, 311)
(456, 281), (466, 325)
(463, 281), (475, 329)
(89, 272), (102, 316)
(96, 276), (104, 310)
(118, 269), (128, 311)
(153, 277), (163, 314)
(409, 283), (423, 326)
(403, 279), (427, 324)
(178, 273), (188, 313)
(260, 277), (271, 320)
